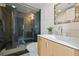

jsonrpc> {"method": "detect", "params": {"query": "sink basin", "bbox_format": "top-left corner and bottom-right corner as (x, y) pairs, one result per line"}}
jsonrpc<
(54, 34), (70, 39)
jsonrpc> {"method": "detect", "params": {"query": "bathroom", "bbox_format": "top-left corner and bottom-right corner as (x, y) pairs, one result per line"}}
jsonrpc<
(0, 3), (79, 56)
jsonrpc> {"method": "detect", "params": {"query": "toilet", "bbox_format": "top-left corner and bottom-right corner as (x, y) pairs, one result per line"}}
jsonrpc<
(26, 42), (37, 56)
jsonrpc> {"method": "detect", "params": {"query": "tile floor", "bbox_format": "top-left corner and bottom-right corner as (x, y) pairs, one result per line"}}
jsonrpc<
(20, 42), (38, 56)
(0, 42), (37, 56)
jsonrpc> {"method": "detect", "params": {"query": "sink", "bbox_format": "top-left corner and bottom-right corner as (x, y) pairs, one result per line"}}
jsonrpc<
(53, 35), (71, 42)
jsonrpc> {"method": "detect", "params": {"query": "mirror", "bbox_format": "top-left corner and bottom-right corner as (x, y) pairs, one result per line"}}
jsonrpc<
(54, 3), (76, 24)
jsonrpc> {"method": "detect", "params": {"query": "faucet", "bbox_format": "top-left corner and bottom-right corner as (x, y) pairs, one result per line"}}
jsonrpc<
(58, 26), (63, 35)
(54, 26), (63, 35)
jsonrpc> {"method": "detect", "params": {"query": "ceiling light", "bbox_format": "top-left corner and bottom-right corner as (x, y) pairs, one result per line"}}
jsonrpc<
(28, 13), (35, 20)
(12, 5), (16, 8)
(58, 9), (61, 12)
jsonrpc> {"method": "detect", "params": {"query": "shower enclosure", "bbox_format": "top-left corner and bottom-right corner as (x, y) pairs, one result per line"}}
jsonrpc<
(12, 5), (41, 48)
(11, 9), (26, 49)
(24, 11), (41, 42)
(0, 4), (41, 54)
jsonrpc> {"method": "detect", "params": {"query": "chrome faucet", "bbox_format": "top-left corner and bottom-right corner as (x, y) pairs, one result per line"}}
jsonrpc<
(54, 26), (63, 35)
(58, 26), (63, 35)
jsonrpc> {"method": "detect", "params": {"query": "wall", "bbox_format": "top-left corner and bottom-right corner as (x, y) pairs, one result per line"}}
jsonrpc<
(23, 13), (33, 32)
(41, 3), (79, 38)
(41, 3), (54, 34)
(54, 4), (79, 38)
(54, 22), (79, 37)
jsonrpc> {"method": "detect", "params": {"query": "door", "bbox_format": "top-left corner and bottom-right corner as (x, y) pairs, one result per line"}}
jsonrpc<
(16, 16), (23, 37)
(15, 16), (25, 45)
(2, 5), (13, 49)
(33, 10), (41, 42)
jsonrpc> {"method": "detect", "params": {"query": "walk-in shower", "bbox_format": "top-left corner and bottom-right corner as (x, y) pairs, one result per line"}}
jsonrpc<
(0, 3), (41, 55)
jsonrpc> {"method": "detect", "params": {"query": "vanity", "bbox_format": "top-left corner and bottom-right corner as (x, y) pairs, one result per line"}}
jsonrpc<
(37, 34), (79, 56)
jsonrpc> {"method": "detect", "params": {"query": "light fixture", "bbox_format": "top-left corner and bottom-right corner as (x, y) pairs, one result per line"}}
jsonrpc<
(28, 13), (35, 20)
(12, 5), (16, 8)
(31, 13), (35, 20)
(58, 9), (61, 12)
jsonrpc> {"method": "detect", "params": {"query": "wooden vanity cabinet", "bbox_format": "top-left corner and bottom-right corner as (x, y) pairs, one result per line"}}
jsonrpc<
(38, 36), (54, 56)
(38, 37), (48, 56)
(38, 36), (79, 56)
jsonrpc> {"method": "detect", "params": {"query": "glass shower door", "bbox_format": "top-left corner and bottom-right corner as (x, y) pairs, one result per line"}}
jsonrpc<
(15, 16), (25, 47)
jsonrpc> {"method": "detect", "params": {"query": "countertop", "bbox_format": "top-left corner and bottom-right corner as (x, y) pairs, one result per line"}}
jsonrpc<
(38, 34), (79, 50)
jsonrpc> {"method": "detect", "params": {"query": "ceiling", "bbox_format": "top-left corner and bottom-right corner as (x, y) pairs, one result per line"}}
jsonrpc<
(6, 3), (54, 14)
(27, 3), (48, 9)
(7, 3), (40, 13)
(7, 3), (75, 14)
(7, 3), (52, 14)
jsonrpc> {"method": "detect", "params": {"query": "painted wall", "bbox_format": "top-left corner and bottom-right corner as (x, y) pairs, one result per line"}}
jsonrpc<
(54, 22), (79, 37)
(41, 3), (54, 34)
